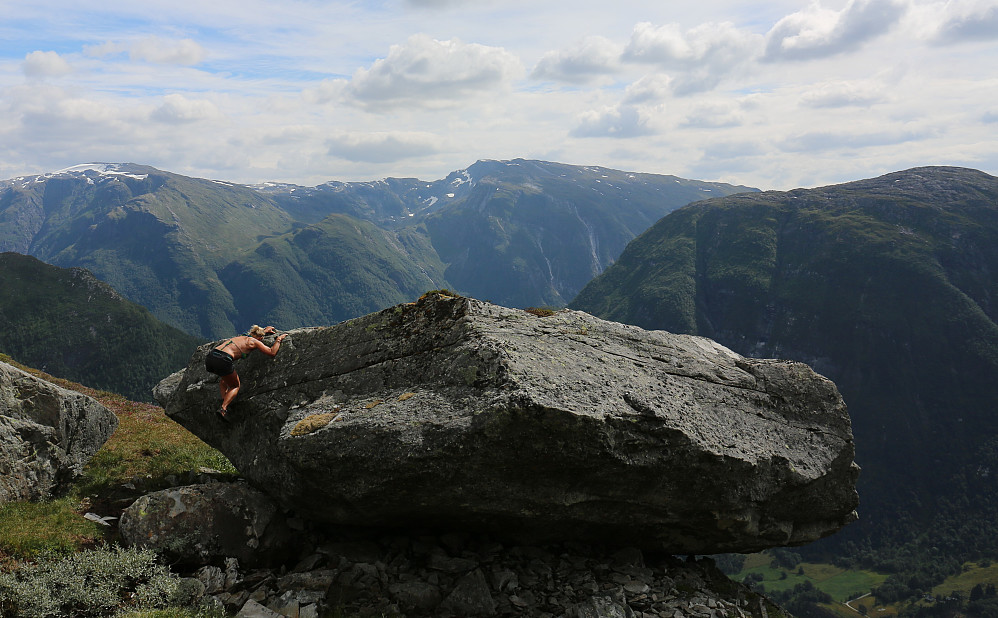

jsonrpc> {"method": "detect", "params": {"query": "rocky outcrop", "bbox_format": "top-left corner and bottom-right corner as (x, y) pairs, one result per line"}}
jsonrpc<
(155, 293), (859, 554)
(0, 360), (117, 503)
(119, 481), (299, 566)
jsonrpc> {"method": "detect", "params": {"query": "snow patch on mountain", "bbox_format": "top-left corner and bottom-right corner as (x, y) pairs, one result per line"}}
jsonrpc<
(52, 163), (148, 181)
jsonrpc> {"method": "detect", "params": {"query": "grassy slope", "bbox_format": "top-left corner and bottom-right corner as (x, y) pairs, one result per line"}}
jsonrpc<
(2, 168), (294, 339)
(0, 354), (235, 566)
(220, 214), (448, 329)
(734, 552), (998, 617)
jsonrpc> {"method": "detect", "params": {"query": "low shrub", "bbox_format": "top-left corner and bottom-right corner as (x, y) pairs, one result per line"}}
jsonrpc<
(0, 546), (212, 617)
(524, 306), (557, 317)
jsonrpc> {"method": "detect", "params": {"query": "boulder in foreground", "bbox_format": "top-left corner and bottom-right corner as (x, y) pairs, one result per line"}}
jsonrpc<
(0, 360), (117, 503)
(155, 294), (859, 554)
(119, 481), (298, 566)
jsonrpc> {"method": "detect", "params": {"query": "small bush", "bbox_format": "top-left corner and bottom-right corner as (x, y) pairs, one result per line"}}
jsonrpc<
(0, 546), (207, 618)
(524, 307), (557, 317)
(419, 289), (460, 300)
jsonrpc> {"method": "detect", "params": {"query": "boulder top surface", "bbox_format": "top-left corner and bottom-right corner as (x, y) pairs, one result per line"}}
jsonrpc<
(156, 293), (859, 553)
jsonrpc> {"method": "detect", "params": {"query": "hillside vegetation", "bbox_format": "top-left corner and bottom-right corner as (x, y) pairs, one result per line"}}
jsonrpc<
(0, 253), (203, 401)
(0, 355), (234, 616)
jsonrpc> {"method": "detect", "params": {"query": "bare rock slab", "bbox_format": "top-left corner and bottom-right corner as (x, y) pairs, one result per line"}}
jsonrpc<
(0, 360), (117, 503)
(155, 294), (859, 554)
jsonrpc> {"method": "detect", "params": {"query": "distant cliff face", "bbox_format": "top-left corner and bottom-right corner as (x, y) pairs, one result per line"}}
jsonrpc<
(155, 293), (858, 554)
(417, 160), (757, 309)
(0, 160), (756, 338)
(570, 166), (998, 553)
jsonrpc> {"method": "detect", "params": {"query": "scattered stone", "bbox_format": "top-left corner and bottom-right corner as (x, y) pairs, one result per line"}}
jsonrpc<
(237, 598), (283, 618)
(572, 595), (636, 618)
(440, 568), (496, 616)
(389, 580), (443, 611)
(196, 565), (227, 594)
(186, 526), (785, 618)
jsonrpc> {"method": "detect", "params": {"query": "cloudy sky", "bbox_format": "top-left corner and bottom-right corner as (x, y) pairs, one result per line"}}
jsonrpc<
(1, 0), (996, 190)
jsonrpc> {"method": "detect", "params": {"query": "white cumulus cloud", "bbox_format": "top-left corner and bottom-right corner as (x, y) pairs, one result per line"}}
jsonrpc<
(623, 21), (761, 95)
(531, 36), (622, 84)
(342, 34), (523, 109)
(681, 101), (745, 128)
(22, 51), (73, 78)
(151, 94), (223, 123)
(326, 131), (443, 162)
(129, 36), (205, 65)
(571, 105), (654, 138)
(622, 74), (673, 104)
(764, 0), (907, 61)
(800, 80), (887, 108)
(930, 0), (998, 44)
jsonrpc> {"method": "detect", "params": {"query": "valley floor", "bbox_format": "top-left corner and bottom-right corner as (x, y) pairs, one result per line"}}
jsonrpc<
(733, 553), (998, 618)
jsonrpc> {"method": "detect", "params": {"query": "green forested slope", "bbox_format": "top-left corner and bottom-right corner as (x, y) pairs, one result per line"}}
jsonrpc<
(571, 166), (998, 574)
(0, 252), (203, 401)
(219, 214), (449, 328)
(0, 165), (293, 338)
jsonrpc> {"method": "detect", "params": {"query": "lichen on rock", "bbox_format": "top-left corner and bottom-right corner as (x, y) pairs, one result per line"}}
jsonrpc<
(290, 412), (341, 437)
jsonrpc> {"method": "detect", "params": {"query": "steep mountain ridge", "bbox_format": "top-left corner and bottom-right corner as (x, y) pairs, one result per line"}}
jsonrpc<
(570, 165), (998, 563)
(219, 214), (448, 329)
(417, 160), (756, 307)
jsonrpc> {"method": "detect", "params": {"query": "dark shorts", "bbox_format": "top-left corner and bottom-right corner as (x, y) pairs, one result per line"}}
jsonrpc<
(205, 349), (235, 377)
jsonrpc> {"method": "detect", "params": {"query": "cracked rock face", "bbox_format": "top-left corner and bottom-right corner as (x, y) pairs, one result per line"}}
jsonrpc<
(0, 360), (117, 503)
(155, 294), (859, 554)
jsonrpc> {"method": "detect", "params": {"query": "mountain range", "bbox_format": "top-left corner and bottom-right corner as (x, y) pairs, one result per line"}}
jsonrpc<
(0, 160), (755, 339)
(571, 166), (998, 582)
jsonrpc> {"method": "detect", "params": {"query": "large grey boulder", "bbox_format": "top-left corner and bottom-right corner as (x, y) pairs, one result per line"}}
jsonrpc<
(155, 294), (859, 554)
(119, 481), (299, 565)
(0, 360), (117, 503)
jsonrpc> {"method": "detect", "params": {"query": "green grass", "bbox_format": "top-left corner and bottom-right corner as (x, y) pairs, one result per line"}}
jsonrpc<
(737, 553), (889, 602)
(930, 561), (998, 599)
(73, 393), (237, 499)
(0, 498), (105, 562)
(0, 364), (236, 565)
(738, 555), (998, 618)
